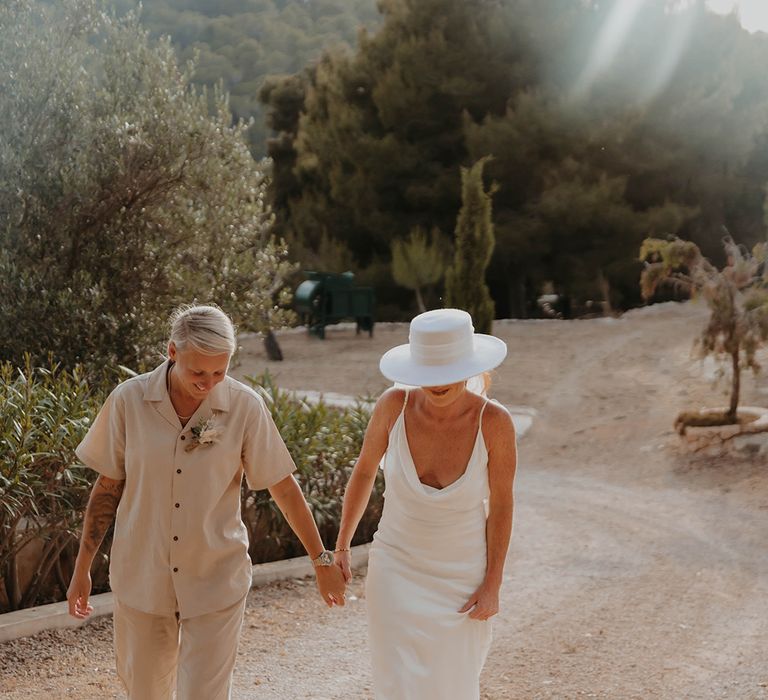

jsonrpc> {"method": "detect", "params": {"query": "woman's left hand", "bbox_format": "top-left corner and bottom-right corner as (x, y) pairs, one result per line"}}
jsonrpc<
(334, 550), (352, 582)
(458, 581), (500, 620)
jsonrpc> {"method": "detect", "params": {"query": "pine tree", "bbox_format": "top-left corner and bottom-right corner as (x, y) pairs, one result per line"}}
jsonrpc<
(444, 158), (496, 333)
(261, 0), (768, 318)
(280, 0), (533, 265)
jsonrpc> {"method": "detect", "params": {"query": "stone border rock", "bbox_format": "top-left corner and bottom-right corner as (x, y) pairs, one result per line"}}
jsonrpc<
(681, 406), (768, 454)
(0, 544), (370, 643)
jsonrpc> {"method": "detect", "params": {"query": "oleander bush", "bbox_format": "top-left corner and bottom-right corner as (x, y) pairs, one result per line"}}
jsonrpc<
(0, 364), (378, 612)
(0, 361), (114, 612)
(243, 374), (381, 563)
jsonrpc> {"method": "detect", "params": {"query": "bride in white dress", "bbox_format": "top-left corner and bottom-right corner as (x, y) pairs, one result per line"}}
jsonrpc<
(334, 309), (517, 700)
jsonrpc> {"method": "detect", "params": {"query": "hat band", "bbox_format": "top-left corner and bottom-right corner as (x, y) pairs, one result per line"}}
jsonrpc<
(410, 337), (474, 366)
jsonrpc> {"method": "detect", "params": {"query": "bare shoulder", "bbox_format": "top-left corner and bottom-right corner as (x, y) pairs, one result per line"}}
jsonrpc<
(482, 401), (517, 462)
(482, 400), (515, 431)
(356, 388), (405, 463)
(372, 387), (407, 430)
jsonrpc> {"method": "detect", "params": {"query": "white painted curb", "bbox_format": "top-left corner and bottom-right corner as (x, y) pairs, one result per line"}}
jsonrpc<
(284, 389), (536, 438)
(0, 544), (370, 643)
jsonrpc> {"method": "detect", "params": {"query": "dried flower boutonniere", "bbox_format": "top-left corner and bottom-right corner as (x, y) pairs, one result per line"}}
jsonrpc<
(186, 416), (223, 452)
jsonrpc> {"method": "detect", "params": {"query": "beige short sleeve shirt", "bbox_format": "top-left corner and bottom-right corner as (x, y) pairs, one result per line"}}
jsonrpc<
(76, 360), (296, 619)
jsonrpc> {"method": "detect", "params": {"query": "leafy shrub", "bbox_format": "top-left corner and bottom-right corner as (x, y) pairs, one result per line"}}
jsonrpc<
(242, 373), (381, 563)
(0, 365), (379, 611)
(0, 361), (114, 612)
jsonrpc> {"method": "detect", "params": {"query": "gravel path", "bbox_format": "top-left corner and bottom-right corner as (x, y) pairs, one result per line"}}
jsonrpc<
(2, 302), (767, 699)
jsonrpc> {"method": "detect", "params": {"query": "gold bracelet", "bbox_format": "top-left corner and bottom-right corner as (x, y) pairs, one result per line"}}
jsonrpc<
(334, 547), (350, 553)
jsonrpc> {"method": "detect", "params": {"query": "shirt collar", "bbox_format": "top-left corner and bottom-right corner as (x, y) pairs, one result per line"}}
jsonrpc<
(143, 359), (231, 413)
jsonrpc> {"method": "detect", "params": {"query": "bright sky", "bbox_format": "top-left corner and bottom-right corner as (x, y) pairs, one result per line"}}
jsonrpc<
(706, 0), (768, 34)
(570, 0), (767, 101)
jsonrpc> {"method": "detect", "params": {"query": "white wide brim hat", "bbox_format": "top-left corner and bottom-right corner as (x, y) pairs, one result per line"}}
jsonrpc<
(380, 308), (507, 387)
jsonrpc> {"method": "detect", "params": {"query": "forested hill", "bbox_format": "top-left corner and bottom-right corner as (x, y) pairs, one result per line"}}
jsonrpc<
(108, 0), (768, 320)
(113, 0), (380, 155)
(259, 0), (768, 318)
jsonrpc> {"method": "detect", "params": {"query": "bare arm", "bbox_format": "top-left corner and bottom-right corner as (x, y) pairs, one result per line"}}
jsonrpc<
(269, 474), (347, 607)
(459, 404), (517, 620)
(333, 389), (402, 580)
(67, 474), (125, 618)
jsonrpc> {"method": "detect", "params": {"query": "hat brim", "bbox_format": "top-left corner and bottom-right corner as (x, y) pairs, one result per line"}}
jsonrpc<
(379, 334), (507, 387)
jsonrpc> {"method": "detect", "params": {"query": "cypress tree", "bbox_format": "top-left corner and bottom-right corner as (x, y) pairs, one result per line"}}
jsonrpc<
(445, 158), (496, 333)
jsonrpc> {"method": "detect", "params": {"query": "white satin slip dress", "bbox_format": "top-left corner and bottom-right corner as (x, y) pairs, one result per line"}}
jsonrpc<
(366, 391), (493, 700)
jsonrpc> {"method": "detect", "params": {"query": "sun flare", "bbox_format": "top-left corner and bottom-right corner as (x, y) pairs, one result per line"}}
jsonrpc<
(707, 0), (768, 34)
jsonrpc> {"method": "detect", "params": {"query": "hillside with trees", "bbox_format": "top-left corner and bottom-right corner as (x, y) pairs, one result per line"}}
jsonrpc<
(260, 0), (768, 318)
(9, 0), (768, 324)
(114, 0), (380, 157)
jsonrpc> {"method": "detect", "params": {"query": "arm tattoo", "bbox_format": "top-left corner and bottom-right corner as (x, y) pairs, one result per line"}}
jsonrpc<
(81, 476), (125, 556)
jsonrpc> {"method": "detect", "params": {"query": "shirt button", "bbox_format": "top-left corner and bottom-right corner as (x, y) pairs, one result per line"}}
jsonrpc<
(173, 536), (179, 541)
(180, 435), (186, 441)
(175, 503), (180, 508)
(176, 469), (181, 474)
(173, 567), (178, 573)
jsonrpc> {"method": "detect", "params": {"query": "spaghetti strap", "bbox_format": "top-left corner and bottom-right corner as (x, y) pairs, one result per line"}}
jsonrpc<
(401, 388), (410, 413)
(478, 397), (490, 427)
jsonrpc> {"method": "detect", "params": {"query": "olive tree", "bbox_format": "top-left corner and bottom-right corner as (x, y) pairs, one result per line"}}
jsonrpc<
(0, 0), (294, 370)
(391, 226), (447, 313)
(640, 235), (768, 427)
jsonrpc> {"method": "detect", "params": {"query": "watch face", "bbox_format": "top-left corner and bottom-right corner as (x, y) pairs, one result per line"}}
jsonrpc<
(317, 551), (334, 566)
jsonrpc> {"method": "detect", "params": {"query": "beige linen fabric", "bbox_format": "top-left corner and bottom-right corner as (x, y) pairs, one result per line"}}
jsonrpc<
(113, 594), (248, 700)
(76, 360), (296, 618)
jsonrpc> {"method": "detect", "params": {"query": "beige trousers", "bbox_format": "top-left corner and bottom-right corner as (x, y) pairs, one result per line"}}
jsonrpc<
(113, 595), (248, 700)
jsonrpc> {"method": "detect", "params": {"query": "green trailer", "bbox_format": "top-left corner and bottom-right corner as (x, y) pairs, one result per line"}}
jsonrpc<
(294, 271), (375, 339)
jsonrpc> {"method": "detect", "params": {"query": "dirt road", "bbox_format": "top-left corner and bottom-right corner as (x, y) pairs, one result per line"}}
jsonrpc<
(2, 302), (767, 699)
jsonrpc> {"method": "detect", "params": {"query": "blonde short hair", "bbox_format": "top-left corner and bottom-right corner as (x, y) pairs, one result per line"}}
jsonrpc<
(168, 304), (236, 356)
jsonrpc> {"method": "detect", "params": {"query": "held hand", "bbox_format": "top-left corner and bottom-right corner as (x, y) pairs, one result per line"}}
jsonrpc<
(315, 564), (347, 608)
(458, 581), (500, 621)
(67, 568), (94, 619)
(334, 550), (352, 583)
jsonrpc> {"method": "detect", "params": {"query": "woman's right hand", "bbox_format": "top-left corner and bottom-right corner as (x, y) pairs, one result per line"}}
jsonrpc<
(334, 550), (352, 582)
(315, 563), (347, 607)
(67, 567), (94, 619)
